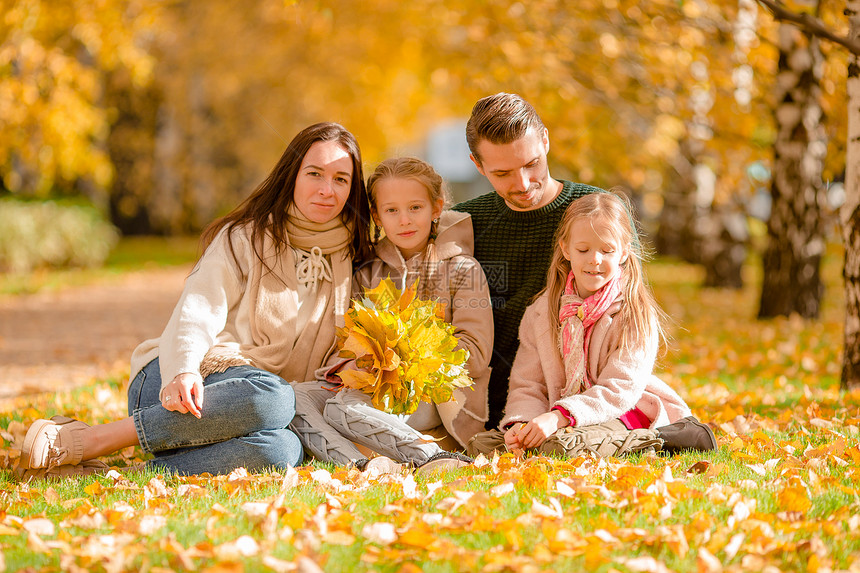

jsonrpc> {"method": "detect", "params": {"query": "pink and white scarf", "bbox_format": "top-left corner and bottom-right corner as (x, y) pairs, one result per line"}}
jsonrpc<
(558, 270), (622, 397)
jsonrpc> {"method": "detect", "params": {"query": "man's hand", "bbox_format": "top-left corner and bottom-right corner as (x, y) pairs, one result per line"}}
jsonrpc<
(515, 410), (569, 449)
(161, 372), (204, 418)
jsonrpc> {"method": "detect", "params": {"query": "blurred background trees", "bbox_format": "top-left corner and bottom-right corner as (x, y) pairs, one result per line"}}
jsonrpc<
(1, 1), (846, 230)
(1, 0), (855, 381)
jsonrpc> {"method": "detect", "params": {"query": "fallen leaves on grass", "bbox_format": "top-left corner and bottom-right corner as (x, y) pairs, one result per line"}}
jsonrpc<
(2, 397), (860, 572)
(1, 258), (859, 571)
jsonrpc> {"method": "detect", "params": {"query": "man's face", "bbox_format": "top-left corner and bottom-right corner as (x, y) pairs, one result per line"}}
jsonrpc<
(471, 128), (555, 211)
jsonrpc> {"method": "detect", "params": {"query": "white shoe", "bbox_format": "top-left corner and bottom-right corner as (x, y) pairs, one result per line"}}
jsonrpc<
(363, 456), (403, 475)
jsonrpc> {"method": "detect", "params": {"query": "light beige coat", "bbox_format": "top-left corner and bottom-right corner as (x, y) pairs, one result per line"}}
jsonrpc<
(131, 224), (348, 396)
(501, 292), (690, 430)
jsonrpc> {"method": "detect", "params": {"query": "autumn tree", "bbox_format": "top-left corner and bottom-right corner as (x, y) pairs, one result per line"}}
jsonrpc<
(427, 0), (780, 290)
(101, 0), (461, 233)
(756, 0), (858, 388)
(847, 2), (860, 389)
(758, 14), (829, 319)
(657, 0), (766, 289)
(4, 0), (851, 307)
(0, 0), (155, 200)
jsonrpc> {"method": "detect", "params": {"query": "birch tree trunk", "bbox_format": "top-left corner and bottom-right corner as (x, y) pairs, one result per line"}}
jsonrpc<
(758, 23), (828, 319)
(842, 1), (860, 390)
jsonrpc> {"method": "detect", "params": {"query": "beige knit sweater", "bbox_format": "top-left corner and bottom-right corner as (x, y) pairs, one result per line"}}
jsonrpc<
(130, 224), (349, 395)
(500, 292), (691, 430)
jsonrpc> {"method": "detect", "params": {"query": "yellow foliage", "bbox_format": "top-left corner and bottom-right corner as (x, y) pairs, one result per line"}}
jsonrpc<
(1, 0), (849, 233)
(0, 0), (156, 195)
(335, 278), (472, 414)
(778, 485), (813, 514)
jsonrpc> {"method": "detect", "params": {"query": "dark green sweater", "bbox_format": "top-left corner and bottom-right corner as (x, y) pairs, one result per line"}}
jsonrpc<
(453, 180), (603, 428)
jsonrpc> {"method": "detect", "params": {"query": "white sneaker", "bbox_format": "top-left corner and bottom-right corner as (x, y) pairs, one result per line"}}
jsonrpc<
(364, 456), (403, 475)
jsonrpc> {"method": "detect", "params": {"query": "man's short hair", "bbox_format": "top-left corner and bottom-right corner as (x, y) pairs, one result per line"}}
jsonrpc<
(465, 93), (546, 163)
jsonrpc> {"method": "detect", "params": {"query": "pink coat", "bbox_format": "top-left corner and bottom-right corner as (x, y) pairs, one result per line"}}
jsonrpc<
(500, 292), (691, 430)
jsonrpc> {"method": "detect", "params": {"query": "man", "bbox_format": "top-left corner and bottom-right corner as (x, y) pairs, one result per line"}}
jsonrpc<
(453, 92), (603, 429)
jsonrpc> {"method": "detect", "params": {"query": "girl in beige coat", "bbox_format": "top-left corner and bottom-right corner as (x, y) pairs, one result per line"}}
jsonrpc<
(469, 192), (715, 458)
(353, 197), (493, 449)
(291, 157), (492, 471)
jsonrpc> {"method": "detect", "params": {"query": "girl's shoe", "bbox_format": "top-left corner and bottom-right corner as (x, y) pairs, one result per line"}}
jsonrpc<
(364, 456), (403, 475)
(540, 424), (663, 458)
(351, 458), (371, 471)
(352, 456), (403, 475)
(20, 416), (88, 470)
(415, 451), (473, 475)
(657, 416), (717, 453)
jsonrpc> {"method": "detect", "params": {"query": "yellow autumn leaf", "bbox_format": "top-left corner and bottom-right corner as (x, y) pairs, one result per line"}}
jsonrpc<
(778, 485), (812, 513)
(398, 524), (437, 549)
(84, 481), (103, 497)
(337, 369), (377, 392)
(338, 329), (377, 361)
(519, 464), (552, 490)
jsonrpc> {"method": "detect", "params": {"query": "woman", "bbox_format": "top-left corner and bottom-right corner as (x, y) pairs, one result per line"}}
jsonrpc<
(17, 122), (372, 478)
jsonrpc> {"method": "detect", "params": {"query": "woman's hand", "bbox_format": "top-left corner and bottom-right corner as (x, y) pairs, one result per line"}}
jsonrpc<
(161, 372), (204, 418)
(515, 411), (569, 449)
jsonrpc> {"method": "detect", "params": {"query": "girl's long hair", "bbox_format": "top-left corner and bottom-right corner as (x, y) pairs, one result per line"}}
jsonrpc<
(199, 122), (372, 267)
(543, 191), (667, 353)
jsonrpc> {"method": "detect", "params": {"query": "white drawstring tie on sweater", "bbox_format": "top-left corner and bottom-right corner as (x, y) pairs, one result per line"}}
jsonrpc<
(295, 246), (332, 289)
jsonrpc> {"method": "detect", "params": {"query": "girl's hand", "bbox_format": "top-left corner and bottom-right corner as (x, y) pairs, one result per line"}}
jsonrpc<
(339, 359), (362, 372)
(504, 425), (524, 450)
(162, 373), (204, 418)
(518, 411), (569, 449)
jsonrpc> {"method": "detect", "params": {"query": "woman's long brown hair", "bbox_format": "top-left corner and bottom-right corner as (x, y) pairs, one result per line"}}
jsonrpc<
(199, 122), (372, 269)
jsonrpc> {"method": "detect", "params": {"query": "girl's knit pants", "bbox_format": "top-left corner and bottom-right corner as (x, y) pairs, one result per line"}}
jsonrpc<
(290, 381), (444, 465)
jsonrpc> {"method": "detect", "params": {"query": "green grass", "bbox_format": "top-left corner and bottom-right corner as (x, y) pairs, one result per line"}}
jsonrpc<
(1, 240), (858, 571)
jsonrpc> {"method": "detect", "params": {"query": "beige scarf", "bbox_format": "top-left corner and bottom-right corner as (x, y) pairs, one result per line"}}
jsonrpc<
(199, 206), (353, 382)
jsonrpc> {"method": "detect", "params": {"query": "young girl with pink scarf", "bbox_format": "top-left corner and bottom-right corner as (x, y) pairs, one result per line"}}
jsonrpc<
(468, 192), (716, 458)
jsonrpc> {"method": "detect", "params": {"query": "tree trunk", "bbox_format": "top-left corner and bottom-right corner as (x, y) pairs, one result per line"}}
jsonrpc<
(758, 23), (828, 319)
(842, 1), (860, 390)
(105, 70), (161, 235)
(657, 140), (748, 287)
(656, 140), (700, 263)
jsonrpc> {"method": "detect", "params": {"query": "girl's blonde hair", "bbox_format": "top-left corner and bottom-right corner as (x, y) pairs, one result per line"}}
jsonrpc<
(367, 156), (449, 212)
(544, 191), (667, 353)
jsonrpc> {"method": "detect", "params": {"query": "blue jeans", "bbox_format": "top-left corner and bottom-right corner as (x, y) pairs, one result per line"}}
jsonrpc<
(127, 358), (303, 475)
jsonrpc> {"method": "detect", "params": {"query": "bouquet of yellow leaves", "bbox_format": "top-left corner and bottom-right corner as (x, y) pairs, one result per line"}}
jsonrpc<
(334, 277), (472, 415)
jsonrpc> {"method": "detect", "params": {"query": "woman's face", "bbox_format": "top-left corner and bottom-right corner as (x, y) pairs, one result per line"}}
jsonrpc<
(293, 140), (354, 224)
